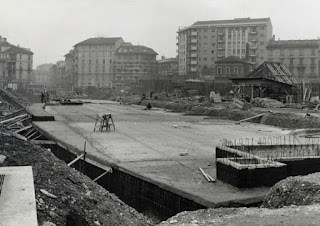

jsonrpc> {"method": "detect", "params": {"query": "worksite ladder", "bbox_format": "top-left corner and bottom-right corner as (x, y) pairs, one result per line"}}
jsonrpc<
(94, 113), (115, 132)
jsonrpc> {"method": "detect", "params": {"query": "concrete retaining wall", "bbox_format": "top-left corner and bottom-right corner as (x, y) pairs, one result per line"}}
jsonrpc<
(280, 158), (320, 177)
(42, 143), (204, 220)
(217, 161), (287, 188)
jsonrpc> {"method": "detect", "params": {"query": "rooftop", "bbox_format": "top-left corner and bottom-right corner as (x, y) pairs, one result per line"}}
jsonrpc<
(194, 17), (271, 26)
(158, 58), (178, 63)
(4, 45), (33, 54)
(244, 62), (298, 86)
(115, 45), (157, 55)
(178, 17), (271, 32)
(74, 37), (123, 47)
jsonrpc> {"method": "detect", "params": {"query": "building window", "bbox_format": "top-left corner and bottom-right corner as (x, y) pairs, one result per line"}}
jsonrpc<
(226, 67), (230, 74)
(217, 67), (222, 74)
(260, 42), (265, 45)
(260, 26), (265, 30)
(211, 50), (214, 54)
(260, 34), (265, 37)
(203, 58), (207, 61)
(234, 67), (239, 74)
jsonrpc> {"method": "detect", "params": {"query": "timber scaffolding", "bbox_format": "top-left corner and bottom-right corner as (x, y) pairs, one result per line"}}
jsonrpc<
(231, 62), (300, 103)
(0, 111), (48, 142)
(217, 135), (320, 188)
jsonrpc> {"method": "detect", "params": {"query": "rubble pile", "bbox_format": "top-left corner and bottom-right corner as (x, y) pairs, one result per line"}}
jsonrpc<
(251, 97), (284, 108)
(4, 88), (32, 107)
(262, 172), (320, 208)
(0, 132), (153, 226)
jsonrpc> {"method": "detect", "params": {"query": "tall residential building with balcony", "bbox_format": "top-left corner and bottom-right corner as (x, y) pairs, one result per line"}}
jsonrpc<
(0, 36), (33, 89)
(177, 18), (273, 75)
(70, 37), (124, 88)
(266, 39), (320, 83)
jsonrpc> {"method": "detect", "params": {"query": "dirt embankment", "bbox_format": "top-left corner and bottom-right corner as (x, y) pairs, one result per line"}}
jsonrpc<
(0, 132), (153, 226)
(158, 205), (320, 226)
(262, 172), (320, 209)
(141, 100), (320, 129)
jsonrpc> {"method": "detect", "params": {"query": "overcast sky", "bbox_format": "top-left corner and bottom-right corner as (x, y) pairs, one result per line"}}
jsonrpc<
(1, 0), (320, 67)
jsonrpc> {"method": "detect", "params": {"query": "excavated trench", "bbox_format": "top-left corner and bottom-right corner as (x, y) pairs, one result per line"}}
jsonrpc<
(36, 136), (205, 221)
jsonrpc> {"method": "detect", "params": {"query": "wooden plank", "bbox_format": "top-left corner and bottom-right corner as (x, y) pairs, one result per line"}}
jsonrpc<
(199, 168), (210, 182)
(0, 114), (28, 124)
(235, 113), (265, 124)
(67, 154), (84, 167)
(93, 171), (108, 182)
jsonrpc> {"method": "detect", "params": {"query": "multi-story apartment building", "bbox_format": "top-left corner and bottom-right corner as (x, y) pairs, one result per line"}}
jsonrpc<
(266, 39), (320, 83)
(64, 50), (74, 92)
(177, 17), (273, 76)
(113, 43), (158, 92)
(70, 37), (124, 88)
(0, 36), (33, 89)
(158, 57), (178, 77)
(31, 63), (54, 86)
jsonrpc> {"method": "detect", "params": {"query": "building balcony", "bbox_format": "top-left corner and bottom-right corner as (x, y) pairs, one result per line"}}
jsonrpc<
(218, 39), (224, 43)
(297, 64), (306, 68)
(191, 31), (198, 36)
(249, 45), (257, 49)
(190, 46), (198, 51)
(250, 54), (257, 57)
(218, 31), (224, 35)
(190, 53), (198, 57)
(250, 39), (257, 42)
(190, 67), (197, 72)
(191, 39), (198, 43)
(190, 61), (197, 65)
(250, 31), (257, 34)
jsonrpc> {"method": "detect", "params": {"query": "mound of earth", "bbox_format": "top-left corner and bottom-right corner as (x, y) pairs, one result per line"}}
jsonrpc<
(0, 132), (153, 226)
(158, 205), (320, 226)
(262, 173), (320, 208)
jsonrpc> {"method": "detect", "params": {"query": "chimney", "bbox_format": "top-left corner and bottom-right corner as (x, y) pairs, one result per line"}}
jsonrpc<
(161, 56), (165, 60)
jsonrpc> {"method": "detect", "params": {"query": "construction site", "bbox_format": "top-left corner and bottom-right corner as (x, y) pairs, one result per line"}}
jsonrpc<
(3, 58), (320, 225)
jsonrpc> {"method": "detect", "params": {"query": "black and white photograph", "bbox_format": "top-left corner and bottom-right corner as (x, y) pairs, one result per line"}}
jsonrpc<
(1, 0), (320, 225)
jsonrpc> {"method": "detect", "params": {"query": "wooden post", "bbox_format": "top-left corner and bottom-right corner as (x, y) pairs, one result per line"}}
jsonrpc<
(82, 141), (87, 174)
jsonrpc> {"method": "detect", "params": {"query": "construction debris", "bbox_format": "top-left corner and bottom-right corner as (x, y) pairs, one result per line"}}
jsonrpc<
(199, 168), (215, 183)
(209, 91), (222, 103)
(40, 189), (58, 199)
(235, 113), (266, 124)
(251, 97), (284, 108)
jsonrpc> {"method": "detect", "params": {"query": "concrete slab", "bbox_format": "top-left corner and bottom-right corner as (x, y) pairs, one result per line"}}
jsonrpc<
(32, 102), (291, 207)
(27, 103), (55, 121)
(0, 166), (37, 226)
